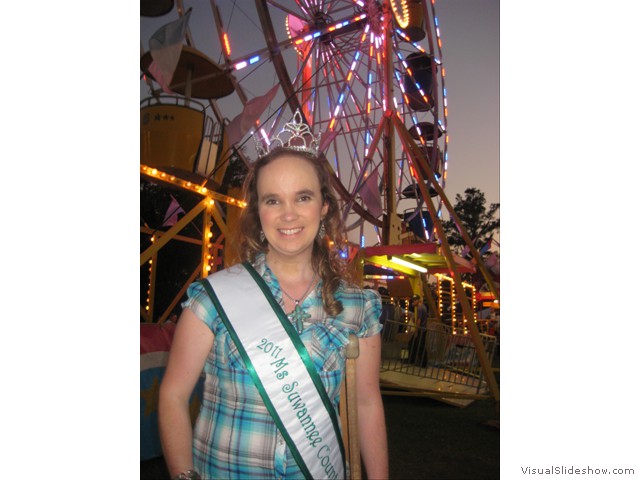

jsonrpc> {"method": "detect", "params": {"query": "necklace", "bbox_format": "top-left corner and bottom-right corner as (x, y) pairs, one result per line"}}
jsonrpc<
(281, 273), (317, 333)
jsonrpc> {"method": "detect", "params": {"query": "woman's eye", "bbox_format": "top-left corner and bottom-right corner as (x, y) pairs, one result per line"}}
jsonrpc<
(265, 198), (278, 205)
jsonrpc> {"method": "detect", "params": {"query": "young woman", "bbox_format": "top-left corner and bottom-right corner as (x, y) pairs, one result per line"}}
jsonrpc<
(159, 135), (388, 479)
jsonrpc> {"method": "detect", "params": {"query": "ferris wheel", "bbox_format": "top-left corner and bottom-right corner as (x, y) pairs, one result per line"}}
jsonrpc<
(142, 0), (450, 248)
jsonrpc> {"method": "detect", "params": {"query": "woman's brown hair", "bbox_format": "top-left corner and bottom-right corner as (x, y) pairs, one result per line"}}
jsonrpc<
(236, 146), (350, 317)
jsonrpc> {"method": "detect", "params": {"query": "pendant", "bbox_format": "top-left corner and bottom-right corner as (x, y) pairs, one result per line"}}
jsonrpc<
(289, 301), (311, 333)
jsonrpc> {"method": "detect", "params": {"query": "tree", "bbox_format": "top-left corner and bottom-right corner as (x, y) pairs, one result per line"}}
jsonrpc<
(441, 187), (499, 254)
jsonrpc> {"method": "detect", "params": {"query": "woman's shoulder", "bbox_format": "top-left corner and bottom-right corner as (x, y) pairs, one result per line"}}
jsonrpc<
(337, 282), (382, 306)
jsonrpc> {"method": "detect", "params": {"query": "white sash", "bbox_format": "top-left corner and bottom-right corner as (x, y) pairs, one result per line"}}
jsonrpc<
(201, 262), (346, 480)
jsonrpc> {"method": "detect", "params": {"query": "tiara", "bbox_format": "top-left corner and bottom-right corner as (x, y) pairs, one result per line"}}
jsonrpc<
(256, 109), (321, 157)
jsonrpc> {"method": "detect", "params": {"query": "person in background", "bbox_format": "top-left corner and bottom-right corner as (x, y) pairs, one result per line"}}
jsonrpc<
(407, 294), (429, 367)
(158, 111), (388, 480)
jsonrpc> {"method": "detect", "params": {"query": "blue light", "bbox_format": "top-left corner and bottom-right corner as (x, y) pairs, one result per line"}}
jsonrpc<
(249, 56), (260, 65)
(338, 93), (345, 104)
(313, 31), (321, 38)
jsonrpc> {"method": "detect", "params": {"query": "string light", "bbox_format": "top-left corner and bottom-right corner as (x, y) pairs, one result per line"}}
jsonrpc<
(141, 165), (246, 208)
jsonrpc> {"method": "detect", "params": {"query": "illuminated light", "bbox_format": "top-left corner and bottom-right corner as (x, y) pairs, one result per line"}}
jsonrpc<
(329, 118), (336, 129)
(442, 67), (446, 77)
(304, 34), (312, 41)
(249, 55), (260, 65)
(336, 22), (343, 29)
(200, 187), (207, 193)
(328, 26), (336, 32)
(313, 32), (320, 38)
(208, 199), (215, 205)
(346, 71), (353, 81)
(333, 106), (341, 117)
(205, 265), (211, 272)
(207, 232), (213, 238)
(390, 256), (427, 273)
(235, 61), (247, 70)
(260, 128), (270, 145)
(151, 168), (158, 175)
(438, 38), (442, 48)
(222, 32), (231, 56)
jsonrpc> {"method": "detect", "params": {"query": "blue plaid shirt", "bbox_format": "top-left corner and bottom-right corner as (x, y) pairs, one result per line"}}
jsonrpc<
(182, 254), (382, 479)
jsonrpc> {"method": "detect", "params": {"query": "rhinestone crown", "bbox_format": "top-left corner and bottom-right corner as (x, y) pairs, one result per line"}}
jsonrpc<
(256, 109), (321, 157)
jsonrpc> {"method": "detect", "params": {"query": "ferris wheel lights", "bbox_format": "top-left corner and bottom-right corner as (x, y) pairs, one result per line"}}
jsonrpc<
(223, 32), (231, 57)
(249, 56), (260, 65)
(235, 61), (247, 70)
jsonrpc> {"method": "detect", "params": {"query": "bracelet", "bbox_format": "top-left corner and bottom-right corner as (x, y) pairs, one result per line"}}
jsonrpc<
(173, 470), (201, 480)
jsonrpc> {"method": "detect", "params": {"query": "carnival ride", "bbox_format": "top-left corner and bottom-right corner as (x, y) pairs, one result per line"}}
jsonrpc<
(140, 0), (500, 453)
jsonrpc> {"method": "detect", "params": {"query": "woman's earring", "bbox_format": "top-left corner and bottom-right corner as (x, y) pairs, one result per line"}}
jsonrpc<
(259, 231), (265, 242)
(318, 221), (326, 239)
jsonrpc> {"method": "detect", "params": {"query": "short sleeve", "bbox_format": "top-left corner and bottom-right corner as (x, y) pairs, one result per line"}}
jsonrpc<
(181, 281), (219, 332)
(356, 288), (383, 338)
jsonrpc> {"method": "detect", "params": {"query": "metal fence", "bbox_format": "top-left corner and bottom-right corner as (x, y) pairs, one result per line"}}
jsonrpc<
(380, 319), (497, 394)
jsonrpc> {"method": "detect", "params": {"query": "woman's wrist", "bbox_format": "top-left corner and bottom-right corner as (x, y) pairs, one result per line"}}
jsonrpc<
(172, 469), (201, 480)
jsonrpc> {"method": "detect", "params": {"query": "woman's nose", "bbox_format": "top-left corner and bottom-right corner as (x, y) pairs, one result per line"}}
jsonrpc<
(281, 202), (298, 220)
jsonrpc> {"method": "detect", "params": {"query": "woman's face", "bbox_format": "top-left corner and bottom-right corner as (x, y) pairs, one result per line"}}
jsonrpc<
(257, 154), (328, 263)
